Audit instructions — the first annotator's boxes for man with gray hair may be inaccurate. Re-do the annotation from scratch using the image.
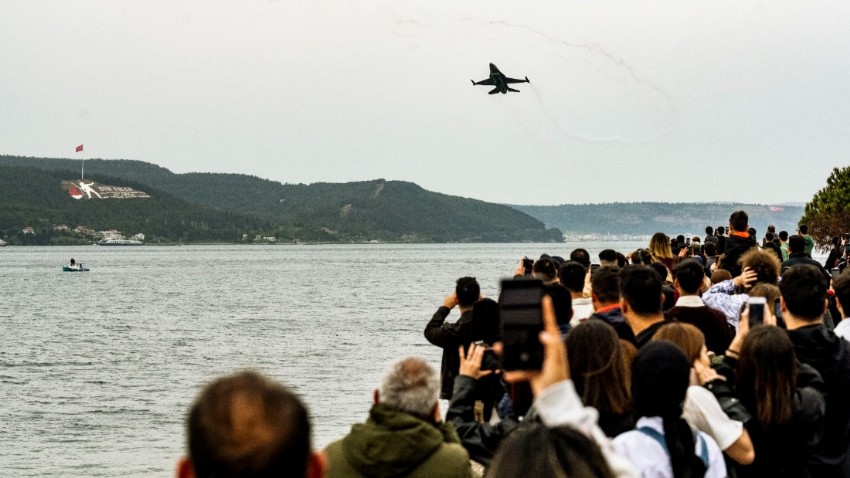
[323,357,472,478]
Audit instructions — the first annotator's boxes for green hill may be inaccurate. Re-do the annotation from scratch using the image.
[512,202,805,236]
[0,164,267,245]
[0,155,562,243]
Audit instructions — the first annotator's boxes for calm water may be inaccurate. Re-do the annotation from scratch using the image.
[0,241,690,476]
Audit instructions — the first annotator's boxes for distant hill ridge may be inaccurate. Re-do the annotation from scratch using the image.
[0,155,562,243]
[512,202,805,236]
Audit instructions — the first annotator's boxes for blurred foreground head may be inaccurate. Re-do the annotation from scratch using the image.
[486,424,615,478]
[178,371,322,478]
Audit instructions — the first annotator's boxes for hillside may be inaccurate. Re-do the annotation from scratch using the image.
[0,164,266,244]
[0,155,562,243]
[512,202,805,236]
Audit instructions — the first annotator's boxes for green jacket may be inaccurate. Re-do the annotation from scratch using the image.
[324,403,472,478]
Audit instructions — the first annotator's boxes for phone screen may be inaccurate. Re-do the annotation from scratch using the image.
[774,298,786,328]
[499,279,544,371]
[748,298,766,327]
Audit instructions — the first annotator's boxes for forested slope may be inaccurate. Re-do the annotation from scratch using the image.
[0,155,562,243]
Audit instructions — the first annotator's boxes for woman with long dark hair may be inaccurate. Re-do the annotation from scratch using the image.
[565,320,634,437]
[613,341,726,477]
[652,323,755,468]
[731,325,825,477]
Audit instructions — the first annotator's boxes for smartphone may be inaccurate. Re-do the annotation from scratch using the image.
[522,257,534,275]
[498,278,544,371]
[473,340,501,371]
[832,268,841,280]
[774,298,786,328]
[748,297,766,327]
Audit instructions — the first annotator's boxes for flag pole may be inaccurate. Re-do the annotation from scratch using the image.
[75,144,85,179]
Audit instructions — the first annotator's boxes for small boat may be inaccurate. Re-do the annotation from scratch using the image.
[63,266,90,272]
[0,239,6,246]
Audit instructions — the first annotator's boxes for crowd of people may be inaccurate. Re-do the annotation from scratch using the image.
[173,210,850,478]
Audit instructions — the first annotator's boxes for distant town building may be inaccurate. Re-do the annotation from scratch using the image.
[54,224,69,231]
[22,226,34,234]
[74,226,96,236]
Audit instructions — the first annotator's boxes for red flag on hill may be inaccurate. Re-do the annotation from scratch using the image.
[75,144,84,153]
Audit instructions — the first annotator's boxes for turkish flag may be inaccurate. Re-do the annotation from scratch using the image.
[75,144,84,152]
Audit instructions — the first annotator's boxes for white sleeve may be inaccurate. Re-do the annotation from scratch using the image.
[535,380,638,478]
[683,386,743,451]
[701,431,728,478]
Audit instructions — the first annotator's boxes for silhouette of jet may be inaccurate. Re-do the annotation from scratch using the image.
[471,63,530,94]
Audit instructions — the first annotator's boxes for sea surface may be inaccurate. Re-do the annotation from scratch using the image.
[2,241,785,476]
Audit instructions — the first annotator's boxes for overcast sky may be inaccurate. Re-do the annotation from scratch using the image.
[2,1,848,205]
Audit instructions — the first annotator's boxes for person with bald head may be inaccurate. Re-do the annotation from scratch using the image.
[177,370,324,478]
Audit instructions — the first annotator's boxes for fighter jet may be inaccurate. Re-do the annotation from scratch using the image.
[471,63,530,94]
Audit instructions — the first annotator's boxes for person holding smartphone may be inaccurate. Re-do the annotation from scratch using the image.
[424,277,482,401]
[720,303,826,478]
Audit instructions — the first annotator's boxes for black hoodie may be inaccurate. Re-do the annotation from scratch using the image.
[720,233,757,278]
[788,324,850,478]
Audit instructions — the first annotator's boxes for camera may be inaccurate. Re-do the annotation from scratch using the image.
[498,278,544,371]
[522,257,534,275]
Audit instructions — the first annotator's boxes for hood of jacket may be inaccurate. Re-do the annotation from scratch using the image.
[725,233,757,255]
[789,324,844,373]
[341,403,457,477]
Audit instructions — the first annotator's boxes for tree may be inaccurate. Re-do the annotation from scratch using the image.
[800,167,850,251]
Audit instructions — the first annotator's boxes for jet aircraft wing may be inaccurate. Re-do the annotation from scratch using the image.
[504,76,530,84]
[471,78,496,86]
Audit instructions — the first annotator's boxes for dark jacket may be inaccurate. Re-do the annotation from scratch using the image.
[824,247,842,271]
[782,253,831,284]
[324,403,472,478]
[446,375,519,466]
[543,283,573,336]
[717,235,727,254]
[721,356,826,478]
[763,241,783,262]
[788,324,850,478]
[424,307,475,400]
[720,233,757,277]
[666,304,732,355]
[589,306,635,344]
[633,319,671,349]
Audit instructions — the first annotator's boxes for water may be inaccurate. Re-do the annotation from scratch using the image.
[0,240,765,475]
